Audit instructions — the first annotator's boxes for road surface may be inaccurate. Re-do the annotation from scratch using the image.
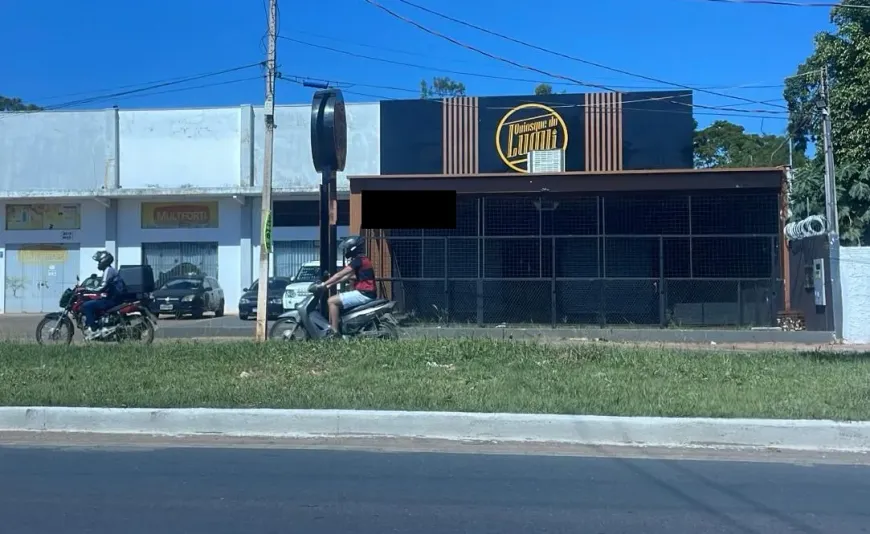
[1,435,868,533]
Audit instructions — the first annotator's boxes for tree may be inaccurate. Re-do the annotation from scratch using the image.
[783,0,870,243]
[535,83,553,95]
[0,96,41,111]
[693,119,805,169]
[420,77,466,99]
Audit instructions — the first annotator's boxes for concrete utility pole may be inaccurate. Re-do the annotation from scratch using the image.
[255,0,278,341]
[820,66,844,341]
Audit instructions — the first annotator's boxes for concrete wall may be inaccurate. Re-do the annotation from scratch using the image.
[119,108,242,189]
[253,103,381,191]
[1,102,379,193]
[0,111,112,193]
[841,246,870,343]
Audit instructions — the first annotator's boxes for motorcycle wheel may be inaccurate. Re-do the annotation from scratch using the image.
[269,318,308,341]
[376,320,399,340]
[36,316,74,346]
[118,316,155,345]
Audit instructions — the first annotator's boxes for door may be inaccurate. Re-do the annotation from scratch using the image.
[4,244,80,313]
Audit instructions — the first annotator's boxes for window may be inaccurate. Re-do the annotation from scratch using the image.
[273,200,349,227]
[5,203,81,230]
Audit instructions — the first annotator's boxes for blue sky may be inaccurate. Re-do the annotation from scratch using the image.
[2,0,833,134]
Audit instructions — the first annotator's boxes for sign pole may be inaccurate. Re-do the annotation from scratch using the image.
[309,88,348,316]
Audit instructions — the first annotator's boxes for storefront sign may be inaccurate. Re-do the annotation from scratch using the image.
[18,246,68,264]
[495,103,568,173]
[141,202,219,229]
[5,203,81,231]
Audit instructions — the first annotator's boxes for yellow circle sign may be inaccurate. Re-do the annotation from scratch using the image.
[495,103,568,173]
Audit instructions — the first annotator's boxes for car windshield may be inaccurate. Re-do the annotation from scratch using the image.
[249,279,291,292]
[161,278,202,290]
[293,265,320,283]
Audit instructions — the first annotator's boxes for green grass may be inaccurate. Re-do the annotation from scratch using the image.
[1,339,869,420]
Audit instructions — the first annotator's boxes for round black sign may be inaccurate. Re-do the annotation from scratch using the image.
[310,88,348,173]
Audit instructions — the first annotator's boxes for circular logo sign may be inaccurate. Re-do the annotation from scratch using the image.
[495,103,568,173]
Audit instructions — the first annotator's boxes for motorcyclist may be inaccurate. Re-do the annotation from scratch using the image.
[81,250,126,340]
[319,236,376,337]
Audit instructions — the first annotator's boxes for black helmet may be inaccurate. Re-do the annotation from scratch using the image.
[92,250,114,271]
[340,235,365,259]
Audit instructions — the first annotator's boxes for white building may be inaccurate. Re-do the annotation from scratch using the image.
[0,103,381,313]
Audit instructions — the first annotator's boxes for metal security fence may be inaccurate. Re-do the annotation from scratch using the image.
[142,242,219,288]
[365,192,783,328]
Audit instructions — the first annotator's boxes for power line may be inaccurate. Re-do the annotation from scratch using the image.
[3,62,265,115]
[386,0,789,110]
[28,63,265,105]
[279,75,790,120]
[280,35,801,95]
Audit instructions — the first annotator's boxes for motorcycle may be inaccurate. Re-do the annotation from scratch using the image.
[268,282,399,341]
[35,275,159,346]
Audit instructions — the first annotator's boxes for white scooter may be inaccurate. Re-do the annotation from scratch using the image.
[268,282,399,341]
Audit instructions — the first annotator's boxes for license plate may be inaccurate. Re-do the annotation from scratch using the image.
[159,304,173,311]
[252,307,258,314]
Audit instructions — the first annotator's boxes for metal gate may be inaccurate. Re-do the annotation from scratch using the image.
[142,242,219,288]
[4,243,81,313]
[274,235,348,278]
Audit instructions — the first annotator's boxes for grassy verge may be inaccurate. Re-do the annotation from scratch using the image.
[1,340,868,420]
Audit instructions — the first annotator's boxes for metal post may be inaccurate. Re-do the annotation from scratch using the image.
[551,236,557,327]
[820,66,844,341]
[658,236,666,328]
[255,0,277,341]
[319,173,332,315]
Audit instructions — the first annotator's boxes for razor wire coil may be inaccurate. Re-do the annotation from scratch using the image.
[784,214,827,241]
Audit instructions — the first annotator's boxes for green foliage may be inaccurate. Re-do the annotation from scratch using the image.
[693,120,804,169]
[533,83,566,95]
[420,77,466,99]
[0,95,41,111]
[784,0,870,243]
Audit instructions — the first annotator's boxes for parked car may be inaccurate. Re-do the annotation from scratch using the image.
[238,277,292,320]
[150,275,225,319]
[282,261,346,311]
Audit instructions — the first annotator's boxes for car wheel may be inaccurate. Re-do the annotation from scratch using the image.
[239,314,248,320]
[215,300,225,317]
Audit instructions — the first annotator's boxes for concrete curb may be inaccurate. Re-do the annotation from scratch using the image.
[1,407,869,452]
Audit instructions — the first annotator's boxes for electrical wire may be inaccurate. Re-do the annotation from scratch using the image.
[2,62,265,115]
[382,0,789,110]
[278,75,790,120]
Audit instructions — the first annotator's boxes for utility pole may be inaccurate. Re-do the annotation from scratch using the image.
[820,66,844,341]
[255,0,277,341]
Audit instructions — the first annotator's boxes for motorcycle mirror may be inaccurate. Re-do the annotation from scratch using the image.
[76,275,80,281]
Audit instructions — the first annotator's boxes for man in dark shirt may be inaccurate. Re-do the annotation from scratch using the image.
[320,236,377,335]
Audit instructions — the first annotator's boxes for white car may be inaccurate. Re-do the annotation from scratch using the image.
[282,261,346,310]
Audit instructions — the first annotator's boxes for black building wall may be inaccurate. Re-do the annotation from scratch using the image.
[379,91,694,175]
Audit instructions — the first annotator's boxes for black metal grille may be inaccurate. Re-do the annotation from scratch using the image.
[367,192,782,328]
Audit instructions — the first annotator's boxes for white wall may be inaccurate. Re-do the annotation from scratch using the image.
[117,198,244,312]
[253,102,381,191]
[119,108,242,189]
[0,110,112,192]
[840,246,870,343]
[0,200,107,312]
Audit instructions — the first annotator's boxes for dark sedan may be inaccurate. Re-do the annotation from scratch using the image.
[238,277,291,320]
[150,275,225,319]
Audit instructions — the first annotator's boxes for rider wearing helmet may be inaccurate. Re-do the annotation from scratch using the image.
[319,236,376,336]
[81,250,126,340]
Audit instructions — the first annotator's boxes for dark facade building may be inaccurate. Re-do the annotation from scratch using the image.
[349,91,787,328]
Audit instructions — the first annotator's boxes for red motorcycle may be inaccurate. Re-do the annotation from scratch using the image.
[36,275,158,345]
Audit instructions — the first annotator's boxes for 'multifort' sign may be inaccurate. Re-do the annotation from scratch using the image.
[495,103,568,172]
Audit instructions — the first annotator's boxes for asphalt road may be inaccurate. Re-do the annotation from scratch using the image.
[1,439,868,533]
